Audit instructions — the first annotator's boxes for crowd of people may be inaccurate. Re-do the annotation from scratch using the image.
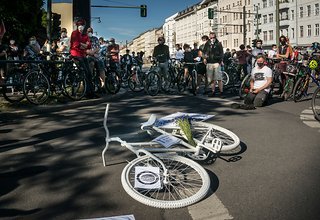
[0,18,144,99]
[0,19,319,106]
[157,31,318,109]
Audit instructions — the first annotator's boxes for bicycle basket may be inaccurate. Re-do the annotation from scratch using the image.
[309,60,318,70]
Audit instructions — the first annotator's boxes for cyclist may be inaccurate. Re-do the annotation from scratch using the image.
[0,37,7,83]
[70,18,94,98]
[174,44,184,61]
[107,37,120,69]
[57,28,70,55]
[86,27,106,92]
[276,35,293,92]
[199,35,209,51]
[152,36,170,78]
[244,55,273,108]
[236,44,250,81]
[23,36,41,59]
[251,39,264,67]
[268,44,278,59]
[182,43,194,83]
[202,31,224,97]
[120,49,133,79]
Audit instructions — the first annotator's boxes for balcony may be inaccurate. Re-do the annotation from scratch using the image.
[279,0,290,10]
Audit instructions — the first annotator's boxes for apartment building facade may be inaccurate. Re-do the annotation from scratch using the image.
[217,0,254,49]
[255,0,320,47]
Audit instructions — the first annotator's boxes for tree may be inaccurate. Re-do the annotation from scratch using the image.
[0,0,46,47]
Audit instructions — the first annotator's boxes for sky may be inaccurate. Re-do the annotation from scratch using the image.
[90,0,201,44]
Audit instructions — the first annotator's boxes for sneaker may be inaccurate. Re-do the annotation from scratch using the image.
[219,92,225,99]
[208,92,215,97]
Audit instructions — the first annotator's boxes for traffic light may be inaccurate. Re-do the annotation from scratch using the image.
[208,8,214,19]
[52,13,61,40]
[140,5,147,17]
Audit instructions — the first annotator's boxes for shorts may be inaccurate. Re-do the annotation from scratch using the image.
[206,63,222,83]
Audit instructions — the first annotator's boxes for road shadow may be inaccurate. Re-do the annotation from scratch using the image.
[0,166,48,197]
[218,141,247,163]
[203,169,220,199]
[0,207,41,218]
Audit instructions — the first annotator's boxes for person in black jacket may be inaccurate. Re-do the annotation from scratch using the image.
[202,31,224,97]
[152,36,170,78]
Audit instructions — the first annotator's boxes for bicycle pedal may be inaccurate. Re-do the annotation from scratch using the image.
[209,138,222,153]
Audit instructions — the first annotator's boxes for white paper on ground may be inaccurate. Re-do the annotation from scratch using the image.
[152,134,181,148]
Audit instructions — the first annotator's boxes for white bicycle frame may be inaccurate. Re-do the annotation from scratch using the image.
[102,104,222,167]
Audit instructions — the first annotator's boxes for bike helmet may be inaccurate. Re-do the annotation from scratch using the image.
[308,60,318,70]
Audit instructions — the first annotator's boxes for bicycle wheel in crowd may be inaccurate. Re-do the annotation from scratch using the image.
[292,76,308,102]
[23,70,50,105]
[2,70,25,103]
[239,74,251,99]
[177,69,186,93]
[281,77,294,101]
[128,72,144,92]
[190,70,197,95]
[105,71,121,94]
[312,86,320,121]
[220,71,230,86]
[64,70,87,101]
[145,71,161,96]
[121,154,210,209]
[160,73,172,93]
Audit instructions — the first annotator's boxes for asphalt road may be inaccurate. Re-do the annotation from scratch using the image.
[0,88,319,220]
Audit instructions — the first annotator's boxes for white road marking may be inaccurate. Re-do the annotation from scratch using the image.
[300,108,320,131]
[188,193,233,220]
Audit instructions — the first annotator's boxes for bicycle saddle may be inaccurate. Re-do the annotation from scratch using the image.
[141,114,157,130]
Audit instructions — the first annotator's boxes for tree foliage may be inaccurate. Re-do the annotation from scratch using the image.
[0,0,46,46]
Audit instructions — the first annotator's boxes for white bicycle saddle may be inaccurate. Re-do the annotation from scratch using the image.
[141,114,157,130]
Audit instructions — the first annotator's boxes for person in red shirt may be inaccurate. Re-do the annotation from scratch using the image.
[107,38,120,68]
[70,19,95,97]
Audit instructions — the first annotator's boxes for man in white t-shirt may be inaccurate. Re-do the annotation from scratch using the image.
[244,55,273,107]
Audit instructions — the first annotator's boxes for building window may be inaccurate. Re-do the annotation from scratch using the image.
[315,24,319,36]
[269,0,273,7]
[269,30,273,40]
[262,0,267,8]
[300,7,303,18]
[307,5,311,17]
[234,39,239,48]
[263,31,268,41]
[291,10,294,20]
[315,4,319,16]
[307,25,311,37]
[292,28,295,39]
[263,15,267,24]
[300,26,304,37]
[248,0,251,5]
[269,13,273,22]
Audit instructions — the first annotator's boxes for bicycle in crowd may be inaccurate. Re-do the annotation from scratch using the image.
[102,104,240,209]
[127,57,161,96]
